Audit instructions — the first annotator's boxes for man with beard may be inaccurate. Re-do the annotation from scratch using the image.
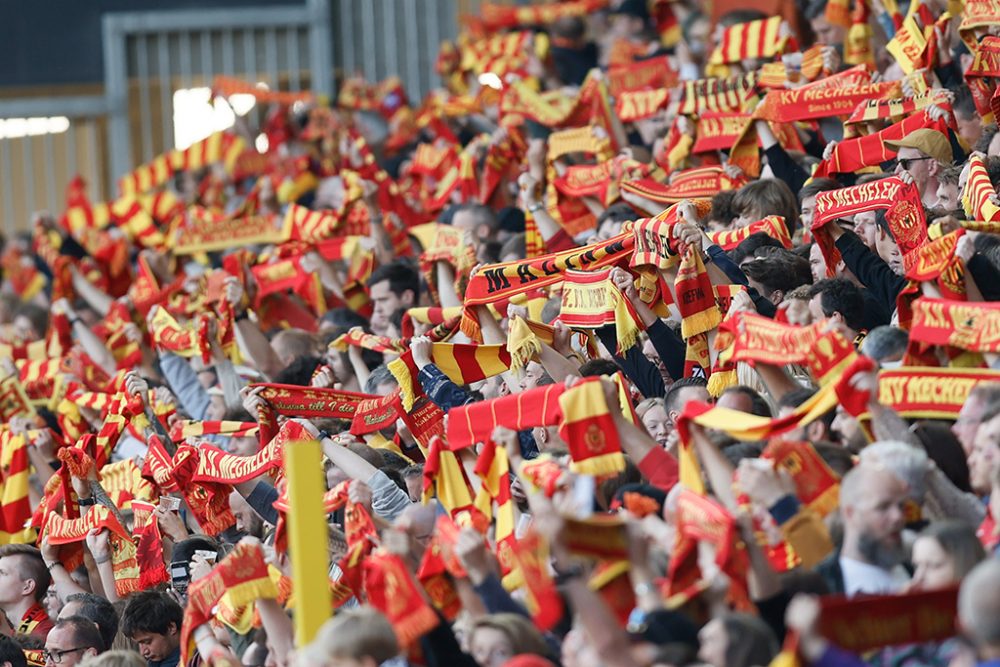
[815,464,910,595]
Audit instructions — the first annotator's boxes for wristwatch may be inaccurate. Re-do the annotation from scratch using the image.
[78,497,96,507]
[527,202,544,213]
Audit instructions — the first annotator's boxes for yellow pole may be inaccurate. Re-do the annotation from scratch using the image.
[285,439,332,645]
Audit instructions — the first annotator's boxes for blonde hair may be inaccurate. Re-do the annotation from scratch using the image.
[79,650,145,667]
[297,606,399,665]
[635,397,666,420]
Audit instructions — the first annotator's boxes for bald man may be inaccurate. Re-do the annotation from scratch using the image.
[814,464,910,596]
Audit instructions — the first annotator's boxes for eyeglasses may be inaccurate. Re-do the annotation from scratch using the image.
[45,647,88,664]
[892,156,933,171]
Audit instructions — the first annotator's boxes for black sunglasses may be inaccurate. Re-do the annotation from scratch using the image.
[891,156,933,171]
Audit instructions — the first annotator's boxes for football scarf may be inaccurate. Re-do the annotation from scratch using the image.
[753,76,900,123]
[180,541,277,666]
[676,73,759,115]
[44,505,140,597]
[709,216,792,250]
[558,377,626,476]
[387,344,512,411]
[961,153,1000,232]
[811,177,926,277]
[907,297,1000,355]
[130,500,169,590]
[607,54,677,96]
[173,213,283,254]
[559,269,642,354]
[364,551,441,648]
[812,112,951,177]
[622,167,746,204]
[760,440,841,516]
[447,382,567,451]
[329,329,408,355]
[692,112,753,153]
[253,383,375,420]
[866,367,1000,420]
[845,88,951,126]
[707,16,792,68]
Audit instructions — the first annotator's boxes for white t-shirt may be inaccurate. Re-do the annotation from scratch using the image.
[839,556,909,596]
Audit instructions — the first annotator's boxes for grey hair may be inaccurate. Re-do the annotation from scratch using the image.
[858,441,928,501]
[860,326,909,363]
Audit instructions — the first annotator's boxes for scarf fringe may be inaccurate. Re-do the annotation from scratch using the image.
[681,308,722,341]
[707,369,737,397]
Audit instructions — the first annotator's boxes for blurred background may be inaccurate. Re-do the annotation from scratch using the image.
[0,0,489,233]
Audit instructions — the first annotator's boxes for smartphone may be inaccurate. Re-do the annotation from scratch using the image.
[159,496,181,512]
[193,549,218,565]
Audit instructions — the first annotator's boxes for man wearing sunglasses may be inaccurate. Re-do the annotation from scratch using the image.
[885,128,954,208]
[43,616,103,667]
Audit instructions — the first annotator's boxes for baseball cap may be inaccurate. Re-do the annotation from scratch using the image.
[884,128,953,165]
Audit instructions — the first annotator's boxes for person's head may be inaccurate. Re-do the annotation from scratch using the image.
[935,164,963,211]
[910,420,973,493]
[272,355,324,387]
[732,233,784,267]
[742,250,812,305]
[805,0,846,45]
[716,386,771,417]
[120,592,183,662]
[910,520,986,591]
[12,303,48,342]
[778,387,834,442]
[270,329,319,367]
[697,613,778,667]
[859,325,908,366]
[469,614,552,667]
[452,203,499,244]
[663,378,710,425]
[297,606,399,667]
[0,636,26,667]
[76,650,145,667]
[363,365,398,396]
[0,545,50,608]
[798,178,841,231]
[780,285,814,326]
[706,190,739,231]
[958,559,1000,656]
[58,595,118,655]
[578,359,620,378]
[969,402,1000,495]
[366,262,419,334]
[229,491,265,538]
[731,179,799,231]
[808,242,844,282]
[858,441,929,508]
[886,129,952,197]
[45,617,104,667]
[952,383,1000,455]
[838,464,909,570]
[636,398,670,446]
[807,278,865,338]
[952,85,983,149]
[595,203,635,240]
[401,464,424,502]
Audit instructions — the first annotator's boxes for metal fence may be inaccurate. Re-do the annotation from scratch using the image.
[0,0,478,233]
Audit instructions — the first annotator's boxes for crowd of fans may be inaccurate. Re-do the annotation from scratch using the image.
[2,0,1000,666]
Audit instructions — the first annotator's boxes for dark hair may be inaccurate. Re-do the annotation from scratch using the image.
[579,358,621,377]
[54,616,104,654]
[721,442,764,467]
[813,442,855,477]
[742,250,812,298]
[664,377,709,415]
[719,9,768,26]
[804,0,830,20]
[708,190,739,227]
[720,386,772,417]
[120,592,184,639]
[320,308,370,335]
[798,177,841,203]
[808,278,865,332]
[379,450,411,473]
[597,203,636,229]
[64,593,119,652]
[732,179,799,232]
[911,421,974,493]
[721,613,779,667]
[952,85,978,120]
[273,355,324,386]
[366,261,420,300]
[0,545,49,602]
[731,232,784,265]
[0,636,26,667]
